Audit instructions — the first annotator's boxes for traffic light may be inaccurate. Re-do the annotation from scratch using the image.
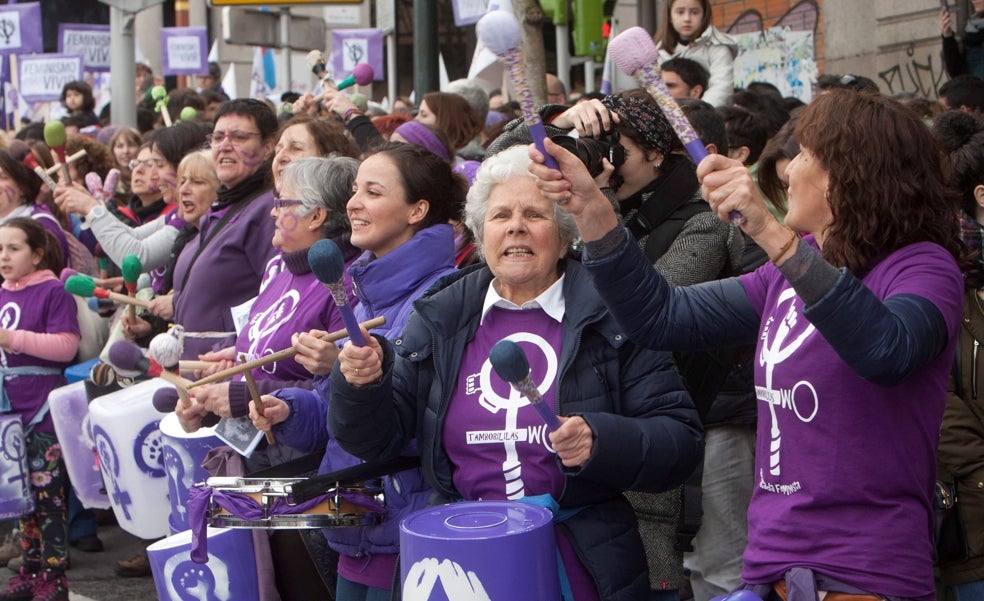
[572,0,606,59]
[540,0,568,25]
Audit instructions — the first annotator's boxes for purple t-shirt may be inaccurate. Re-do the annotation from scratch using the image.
[0,277,79,432]
[444,306,600,601]
[233,255,344,383]
[738,241,962,599]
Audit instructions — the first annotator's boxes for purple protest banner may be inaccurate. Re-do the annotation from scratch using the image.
[331,29,383,83]
[160,27,208,77]
[0,3,42,55]
[18,53,83,103]
[58,24,111,72]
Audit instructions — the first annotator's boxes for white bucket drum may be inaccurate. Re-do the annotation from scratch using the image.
[49,381,110,510]
[0,414,33,520]
[88,378,170,539]
[147,527,258,601]
[159,412,222,534]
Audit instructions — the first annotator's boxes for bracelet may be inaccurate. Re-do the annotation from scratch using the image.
[342,108,358,122]
[770,227,798,264]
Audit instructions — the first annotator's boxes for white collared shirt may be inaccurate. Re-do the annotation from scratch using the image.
[479,274,567,326]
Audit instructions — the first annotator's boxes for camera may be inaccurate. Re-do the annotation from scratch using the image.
[549,130,626,178]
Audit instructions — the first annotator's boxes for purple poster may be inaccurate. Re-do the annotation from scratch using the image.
[17,53,83,103]
[160,27,208,77]
[58,24,111,72]
[0,2,42,55]
[331,29,384,82]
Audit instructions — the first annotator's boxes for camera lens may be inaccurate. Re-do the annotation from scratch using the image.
[549,135,608,177]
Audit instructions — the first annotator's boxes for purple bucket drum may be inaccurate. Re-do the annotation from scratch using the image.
[49,381,110,509]
[159,412,222,534]
[400,501,560,601]
[147,527,258,601]
[88,378,171,540]
[0,414,33,520]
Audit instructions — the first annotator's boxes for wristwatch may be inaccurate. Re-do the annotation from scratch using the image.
[83,204,107,229]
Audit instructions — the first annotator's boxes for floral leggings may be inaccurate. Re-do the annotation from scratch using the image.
[18,431,68,572]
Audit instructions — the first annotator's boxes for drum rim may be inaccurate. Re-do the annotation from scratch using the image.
[209,512,381,529]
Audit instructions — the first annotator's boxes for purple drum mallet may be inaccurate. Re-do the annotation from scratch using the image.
[489,339,562,431]
[608,26,744,224]
[476,10,558,170]
[307,239,366,346]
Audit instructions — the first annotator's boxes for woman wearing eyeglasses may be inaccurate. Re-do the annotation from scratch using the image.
[177,156,360,437]
[250,142,462,601]
[54,121,212,285]
[171,99,280,359]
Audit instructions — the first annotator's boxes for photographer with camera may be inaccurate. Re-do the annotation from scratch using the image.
[489,87,742,601]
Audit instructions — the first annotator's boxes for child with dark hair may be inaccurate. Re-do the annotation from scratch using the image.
[0,217,79,601]
[59,81,98,129]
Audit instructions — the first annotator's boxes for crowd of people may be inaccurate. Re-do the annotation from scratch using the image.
[0,1,981,600]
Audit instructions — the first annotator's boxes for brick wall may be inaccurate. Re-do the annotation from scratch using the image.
[710,0,825,64]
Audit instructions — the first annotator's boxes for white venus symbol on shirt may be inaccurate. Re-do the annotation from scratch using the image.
[477,332,558,500]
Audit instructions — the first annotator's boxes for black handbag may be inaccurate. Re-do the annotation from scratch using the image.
[934,479,969,564]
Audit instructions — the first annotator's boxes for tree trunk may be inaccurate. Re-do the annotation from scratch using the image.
[514,0,549,105]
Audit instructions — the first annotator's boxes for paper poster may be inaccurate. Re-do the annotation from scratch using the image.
[58,24,111,72]
[161,27,208,76]
[0,3,42,55]
[331,29,384,81]
[18,53,83,103]
[732,27,818,103]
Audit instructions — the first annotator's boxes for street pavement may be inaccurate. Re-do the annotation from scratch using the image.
[64,523,158,601]
[0,520,157,601]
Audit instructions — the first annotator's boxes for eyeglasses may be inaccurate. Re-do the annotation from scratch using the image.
[129,158,165,171]
[206,130,262,146]
[272,198,304,210]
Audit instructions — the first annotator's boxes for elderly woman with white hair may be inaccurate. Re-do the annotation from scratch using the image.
[327,145,703,601]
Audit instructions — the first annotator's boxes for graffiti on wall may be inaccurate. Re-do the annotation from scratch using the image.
[727,1,820,101]
[878,45,947,99]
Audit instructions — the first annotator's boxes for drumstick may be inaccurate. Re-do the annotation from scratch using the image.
[44,149,87,177]
[607,26,743,223]
[108,340,192,408]
[64,274,151,308]
[239,352,276,445]
[121,255,142,321]
[177,360,218,373]
[43,121,71,185]
[188,316,386,389]
[476,10,558,170]
[490,339,561,431]
[308,239,366,346]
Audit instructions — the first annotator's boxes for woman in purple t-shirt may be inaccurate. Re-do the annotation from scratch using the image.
[328,145,702,601]
[531,90,965,601]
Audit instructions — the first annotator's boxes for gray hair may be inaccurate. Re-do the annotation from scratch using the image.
[279,155,359,240]
[444,78,490,123]
[464,145,578,259]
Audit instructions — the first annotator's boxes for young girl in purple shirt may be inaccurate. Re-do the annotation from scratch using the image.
[0,218,80,601]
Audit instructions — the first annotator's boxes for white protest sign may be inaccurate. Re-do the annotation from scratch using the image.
[18,54,83,102]
[58,24,111,71]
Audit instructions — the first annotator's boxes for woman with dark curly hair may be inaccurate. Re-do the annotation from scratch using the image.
[532,89,965,601]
